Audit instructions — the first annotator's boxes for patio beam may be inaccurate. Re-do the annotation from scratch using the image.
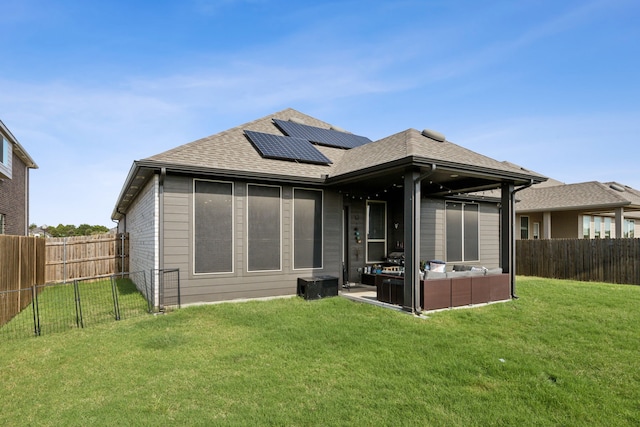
[403,168,421,313]
[500,182,515,296]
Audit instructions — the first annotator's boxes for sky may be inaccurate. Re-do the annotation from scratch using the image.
[1,0,639,228]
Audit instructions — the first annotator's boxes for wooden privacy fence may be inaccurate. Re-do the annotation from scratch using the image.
[0,235,46,327]
[45,233,129,283]
[517,238,640,285]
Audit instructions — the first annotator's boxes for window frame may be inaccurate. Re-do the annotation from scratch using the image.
[192,178,235,275]
[445,202,479,263]
[624,219,635,238]
[292,187,324,270]
[246,183,282,273]
[594,216,602,238]
[604,217,612,238]
[520,216,529,240]
[366,200,387,263]
[582,215,591,239]
[0,134,6,166]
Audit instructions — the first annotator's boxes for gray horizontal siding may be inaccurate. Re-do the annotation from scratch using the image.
[160,175,341,304]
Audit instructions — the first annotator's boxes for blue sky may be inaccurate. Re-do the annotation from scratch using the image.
[1,0,639,227]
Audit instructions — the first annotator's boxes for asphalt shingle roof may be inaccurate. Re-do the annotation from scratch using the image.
[516,181,640,212]
[145,108,544,183]
[330,128,537,178]
[145,108,346,181]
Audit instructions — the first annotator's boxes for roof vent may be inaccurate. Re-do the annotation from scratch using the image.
[289,117,306,125]
[421,129,446,142]
[610,183,625,192]
[330,124,346,133]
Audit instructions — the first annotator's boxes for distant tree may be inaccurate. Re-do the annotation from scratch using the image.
[40,223,109,237]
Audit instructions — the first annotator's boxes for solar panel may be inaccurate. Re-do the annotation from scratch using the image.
[273,119,371,149]
[244,131,332,165]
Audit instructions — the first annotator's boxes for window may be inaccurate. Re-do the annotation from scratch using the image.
[520,216,529,239]
[624,219,635,238]
[582,215,591,239]
[293,188,323,269]
[0,134,6,165]
[193,179,233,274]
[366,201,387,263]
[594,216,602,238]
[0,213,5,234]
[446,202,479,262]
[247,184,281,272]
[604,217,611,238]
[533,222,540,240]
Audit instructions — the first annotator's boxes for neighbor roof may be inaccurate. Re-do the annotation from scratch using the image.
[0,119,38,169]
[516,181,640,212]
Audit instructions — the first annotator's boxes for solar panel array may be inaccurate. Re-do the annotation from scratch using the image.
[273,119,371,149]
[244,130,332,165]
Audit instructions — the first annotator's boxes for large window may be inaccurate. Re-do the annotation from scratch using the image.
[293,188,323,269]
[366,201,387,263]
[604,217,612,238]
[194,179,233,274]
[0,213,5,234]
[446,202,479,262]
[247,184,281,272]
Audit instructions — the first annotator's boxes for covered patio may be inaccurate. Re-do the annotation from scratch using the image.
[327,128,546,314]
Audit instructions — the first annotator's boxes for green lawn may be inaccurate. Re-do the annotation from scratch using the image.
[1,277,638,426]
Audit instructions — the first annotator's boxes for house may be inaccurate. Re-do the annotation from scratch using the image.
[0,120,38,236]
[515,180,640,239]
[112,108,546,312]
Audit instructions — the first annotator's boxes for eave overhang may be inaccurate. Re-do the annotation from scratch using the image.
[111,160,327,220]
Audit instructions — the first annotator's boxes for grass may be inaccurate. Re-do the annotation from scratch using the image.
[1,277,638,426]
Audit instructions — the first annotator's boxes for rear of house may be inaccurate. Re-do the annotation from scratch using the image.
[113,108,545,311]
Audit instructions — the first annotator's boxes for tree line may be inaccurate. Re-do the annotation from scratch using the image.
[30,223,111,237]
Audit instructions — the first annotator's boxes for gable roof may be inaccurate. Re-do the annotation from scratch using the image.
[516,181,640,212]
[0,119,38,169]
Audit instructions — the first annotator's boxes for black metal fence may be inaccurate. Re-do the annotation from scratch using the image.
[152,268,181,311]
[1,268,183,340]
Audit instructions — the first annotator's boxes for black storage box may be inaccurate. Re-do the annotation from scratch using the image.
[297,276,338,300]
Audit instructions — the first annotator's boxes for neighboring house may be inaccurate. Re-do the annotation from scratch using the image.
[515,180,640,239]
[112,108,545,312]
[28,226,51,238]
[0,120,38,236]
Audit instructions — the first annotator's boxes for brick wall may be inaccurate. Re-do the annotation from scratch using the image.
[0,151,28,235]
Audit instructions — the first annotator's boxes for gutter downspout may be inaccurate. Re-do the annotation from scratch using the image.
[406,164,437,315]
[24,164,29,236]
[510,179,535,298]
